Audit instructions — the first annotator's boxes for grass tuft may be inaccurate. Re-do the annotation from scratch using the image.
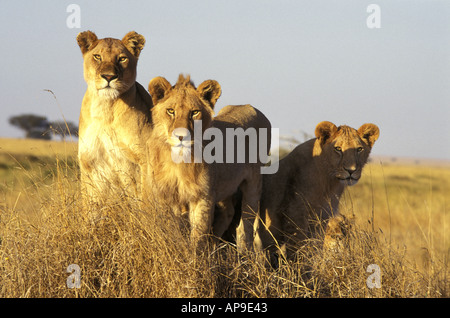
[0,139,448,297]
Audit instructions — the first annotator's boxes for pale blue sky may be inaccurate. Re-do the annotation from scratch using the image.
[0,0,449,160]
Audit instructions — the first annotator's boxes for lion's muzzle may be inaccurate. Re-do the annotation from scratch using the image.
[101,74,118,84]
[168,128,193,148]
[336,167,361,186]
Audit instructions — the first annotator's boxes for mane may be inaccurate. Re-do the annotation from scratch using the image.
[174,74,195,89]
[150,139,209,206]
[149,74,210,205]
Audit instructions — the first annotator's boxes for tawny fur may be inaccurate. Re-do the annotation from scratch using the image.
[258,121,379,259]
[77,30,153,205]
[143,75,271,250]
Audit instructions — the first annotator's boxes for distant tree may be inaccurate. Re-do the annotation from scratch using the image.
[9,114,51,140]
[49,120,79,140]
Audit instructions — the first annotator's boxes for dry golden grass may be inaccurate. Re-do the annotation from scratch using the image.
[0,138,448,298]
[0,137,77,220]
[0,137,77,158]
[344,161,449,270]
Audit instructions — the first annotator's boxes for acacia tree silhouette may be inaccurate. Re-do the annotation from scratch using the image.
[9,114,51,140]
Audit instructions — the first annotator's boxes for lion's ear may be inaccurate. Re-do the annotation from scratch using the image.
[148,77,172,106]
[77,30,98,55]
[197,80,221,109]
[358,123,380,148]
[122,31,146,58]
[315,121,338,145]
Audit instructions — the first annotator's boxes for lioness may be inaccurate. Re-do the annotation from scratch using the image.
[144,74,271,250]
[258,121,379,258]
[76,31,153,203]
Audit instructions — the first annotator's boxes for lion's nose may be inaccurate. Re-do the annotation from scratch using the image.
[101,74,118,83]
[344,166,357,174]
[172,128,190,142]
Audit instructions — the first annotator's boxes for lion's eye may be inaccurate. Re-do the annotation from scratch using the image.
[93,54,101,61]
[334,146,342,152]
[357,147,364,153]
[191,110,200,118]
[118,56,128,63]
[166,109,175,116]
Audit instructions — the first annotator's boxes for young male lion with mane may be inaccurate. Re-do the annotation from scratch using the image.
[76,30,153,205]
[258,121,379,260]
[143,74,271,250]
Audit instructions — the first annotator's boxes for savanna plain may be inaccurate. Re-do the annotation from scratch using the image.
[0,137,448,298]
